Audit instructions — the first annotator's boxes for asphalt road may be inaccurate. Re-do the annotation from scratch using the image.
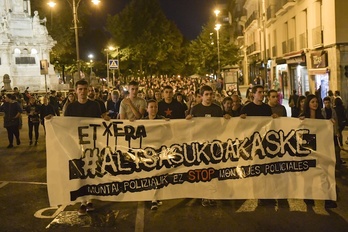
[1,115,348,232]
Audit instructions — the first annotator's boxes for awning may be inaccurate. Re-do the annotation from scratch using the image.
[283,50,304,59]
[308,67,329,75]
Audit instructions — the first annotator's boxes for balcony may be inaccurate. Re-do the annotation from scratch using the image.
[299,32,307,49]
[283,0,296,11]
[246,42,260,55]
[236,36,245,48]
[266,5,276,26]
[272,46,277,57]
[288,38,296,52]
[245,11,258,30]
[275,0,296,17]
[282,41,287,54]
[312,26,323,48]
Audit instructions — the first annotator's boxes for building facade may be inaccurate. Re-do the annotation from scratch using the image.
[233,0,348,102]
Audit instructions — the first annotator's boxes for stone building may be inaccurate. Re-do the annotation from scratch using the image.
[0,0,56,92]
[231,0,348,103]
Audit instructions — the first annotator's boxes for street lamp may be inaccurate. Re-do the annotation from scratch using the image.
[69,0,100,77]
[88,54,94,74]
[214,9,221,76]
[47,1,56,30]
[215,23,221,76]
[105,46,115,87]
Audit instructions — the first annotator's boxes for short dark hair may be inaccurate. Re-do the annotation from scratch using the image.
[75,79,88,88]
[128,80,139,86]
[200,85,213,95]
[323,96,331,102]
[252,85,264,94]
[267,89,277,97]
[222,96,232,105]
[334,97,343,106]
[163,85,173,91]
[146,99,157,106]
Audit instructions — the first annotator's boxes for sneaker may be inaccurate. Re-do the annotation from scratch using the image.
[304,199,314,205]
[259,199,276,206]
[16,139,20,145]
[29,141,33,146]
[78,204,87,216]
[7,144,14,148]
[86,202,95,212]
[156,201,163,206]
[209,200,217,206]
[34,141,38,146]
[201,199,209,207]
[151,201,158,210]
[325,200,337,209]
[341,159,346,164]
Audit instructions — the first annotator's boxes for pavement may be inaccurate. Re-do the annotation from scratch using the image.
[1,114,348,231]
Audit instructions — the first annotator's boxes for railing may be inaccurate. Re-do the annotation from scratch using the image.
[245,11,257,29]
[299,32,307,49]
[275,0,296,14]
[312,26,323,47]
[266,5,274,21]
[288,38,295,52]
[272,46,277,57]
[246,42,259,55]
[282,41,287,54]
[237,37,244,47]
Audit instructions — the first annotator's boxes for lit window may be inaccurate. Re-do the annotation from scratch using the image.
[31,48,38,54]
[14,48,21,54]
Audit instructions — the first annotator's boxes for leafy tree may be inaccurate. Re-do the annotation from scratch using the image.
[188,17,240,76]
[106,0,184,77]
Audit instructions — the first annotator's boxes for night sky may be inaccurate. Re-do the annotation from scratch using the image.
[82,0,220,60]
[98,0,218,40]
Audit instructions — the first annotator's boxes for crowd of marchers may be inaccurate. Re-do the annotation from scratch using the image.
[0,75,347,212]
[0,76,347,151]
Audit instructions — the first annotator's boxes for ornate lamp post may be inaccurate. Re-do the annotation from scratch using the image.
[214,9,221,76]
[88,54,94,74]
[47,1,56,30]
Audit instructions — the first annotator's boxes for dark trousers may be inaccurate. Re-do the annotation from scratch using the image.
[28,121,39,141]
[6,125,20,145]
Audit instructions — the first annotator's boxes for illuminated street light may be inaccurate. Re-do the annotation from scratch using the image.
[88,54,94,73]
[47,1,56,30]
[215,23,221,76]
[214,9,221,76]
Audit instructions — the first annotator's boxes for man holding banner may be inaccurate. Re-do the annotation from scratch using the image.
[119,80,146,120]
[64,79,109,215]
[186,85,228,207]
[240,85,276,118]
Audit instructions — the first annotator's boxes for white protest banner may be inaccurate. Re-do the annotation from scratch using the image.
[45,117,336,206]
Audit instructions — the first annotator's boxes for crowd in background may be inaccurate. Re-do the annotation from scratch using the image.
[0,75,347,151]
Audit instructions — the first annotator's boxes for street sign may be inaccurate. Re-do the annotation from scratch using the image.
[40,59,49,75]
[109,59,119,69]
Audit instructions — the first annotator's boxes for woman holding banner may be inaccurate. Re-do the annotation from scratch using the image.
[300,94,337,208]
